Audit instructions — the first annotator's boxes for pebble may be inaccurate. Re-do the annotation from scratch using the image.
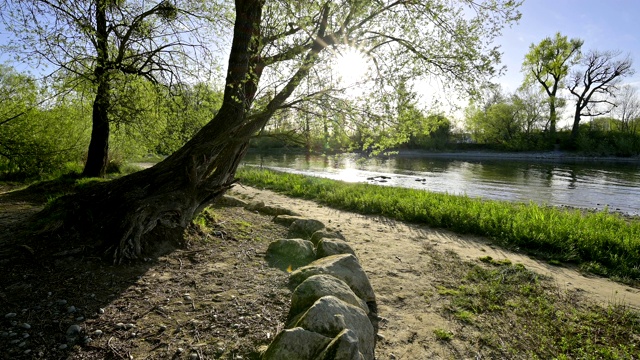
[98,308,105,314]
[66,324,82,336]
[24,349,31,355]
[124,323,135,330]
[177,347,184,353]
[75,317,85,321]
[159,325,167,332]
[57,299,67,305]
[190,353,199,360]
[5,313,17,318]
[67,306,77,313]
[93,330,103,336]
[21,323,31,329]
[115,323,125,329]
[22,333,29,339]
[58,344,68,350]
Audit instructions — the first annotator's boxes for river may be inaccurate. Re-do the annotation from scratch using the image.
[241,152,640,216]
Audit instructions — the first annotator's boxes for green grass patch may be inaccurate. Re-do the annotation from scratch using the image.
[237,168,640,282]
[433,328,454,341]
[436,261,640,358]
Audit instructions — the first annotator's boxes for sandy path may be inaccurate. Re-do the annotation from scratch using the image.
[230,185,640,358]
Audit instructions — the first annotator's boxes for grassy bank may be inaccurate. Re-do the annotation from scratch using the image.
[237,168,640,283]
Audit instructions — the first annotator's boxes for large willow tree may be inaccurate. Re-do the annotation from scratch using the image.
[46,0,522,262]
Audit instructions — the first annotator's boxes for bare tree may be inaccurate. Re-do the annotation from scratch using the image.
[568,50,634,141]
[614,84,640,134]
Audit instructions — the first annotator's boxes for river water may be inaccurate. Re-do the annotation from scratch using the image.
[242,152,640,215]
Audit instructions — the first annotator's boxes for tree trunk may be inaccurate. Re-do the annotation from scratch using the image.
[46,0,266,263]
[571,106,582,142]
[83,76,110,177]
[548,97,557,137]
[83,0,110,178]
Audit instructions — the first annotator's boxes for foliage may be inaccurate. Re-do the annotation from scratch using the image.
[238,168,640,282]
[0,65,90,178]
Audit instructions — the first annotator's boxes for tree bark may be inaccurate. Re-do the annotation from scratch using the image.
[49,0,267,263]
[83,74,110,177]
[83,0,110,178]
[548,97,557,137]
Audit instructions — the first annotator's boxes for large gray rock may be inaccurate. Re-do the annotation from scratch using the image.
[289,275,368,321]
[216,195,249,207]
[293,296,374,360]
[288,219,325,239]
[273,215,307,227]
[262,327,331,360]
[289,254,375,304]
[267,239,315,269]
[259,205,300,216]
[316,239,356,258]
[245,200,265,211]
[310,229,346,246]
[316,329,365,360]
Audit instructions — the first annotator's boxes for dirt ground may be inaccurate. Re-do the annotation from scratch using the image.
[0,182,639,359]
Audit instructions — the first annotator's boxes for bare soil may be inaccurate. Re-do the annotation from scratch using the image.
[0,182,638,359]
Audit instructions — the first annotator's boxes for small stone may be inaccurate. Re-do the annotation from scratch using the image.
[21,323,31,330]
[10,321,17,326]
[0,332,8,337]
[58,344,68,350]
[177,347,184,353]
[190,353,199,360]
[93,330,103,336]
[83,336,91,344]
[75,317,84,321]
[98,308,105,314]
[115,323,125,329]
[67,306,77,313]
[24,349,31,355]
[159,325,167,332]
[56,300,67,305]
[10,339,20,344]
[22,333,29,339]
[124,323,135,330]
[18,341,26,347]
[66,325,82,336]
[5,313,17,318]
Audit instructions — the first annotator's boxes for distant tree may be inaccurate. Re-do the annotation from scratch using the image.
[1,0,223,177]
[512,85,547,135]
[567,50,634,141]
[522,33,583,137]
[614,85,640,134]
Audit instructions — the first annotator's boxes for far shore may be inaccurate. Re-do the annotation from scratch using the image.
[393,149,640,163]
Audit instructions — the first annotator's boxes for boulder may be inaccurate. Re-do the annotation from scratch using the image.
[289,275,368,321]
[262,327,331,360]
[310,229,346,246]
[288,219,325,239]
[289,254,375,304]
[245,200,265,211]
[292,296,374,360]
[316,329,365,360]
[273,215,307,227]
[267,239,316,269]
[216,195,249,207]
[316,239,356,258]
[259,205,300,216]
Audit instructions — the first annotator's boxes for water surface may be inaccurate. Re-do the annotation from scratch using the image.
[242,152,640,215]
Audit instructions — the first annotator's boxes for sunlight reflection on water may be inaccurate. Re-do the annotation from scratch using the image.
[243,153,640,215]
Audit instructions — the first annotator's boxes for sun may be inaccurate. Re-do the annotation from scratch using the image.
[334,47,369,86]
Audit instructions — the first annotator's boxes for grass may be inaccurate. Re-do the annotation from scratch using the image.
[434,253,640,359]
[237,167,640,282]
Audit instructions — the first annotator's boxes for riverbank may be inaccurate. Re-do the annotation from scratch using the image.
[394,149,640,163]
[237,168,640,283]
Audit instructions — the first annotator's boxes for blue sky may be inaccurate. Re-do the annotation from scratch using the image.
[496,0,640,92]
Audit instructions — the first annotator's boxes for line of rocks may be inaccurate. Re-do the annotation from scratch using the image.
[231,196,378,360]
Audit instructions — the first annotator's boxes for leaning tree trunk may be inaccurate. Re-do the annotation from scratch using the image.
[47,0,267,263]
